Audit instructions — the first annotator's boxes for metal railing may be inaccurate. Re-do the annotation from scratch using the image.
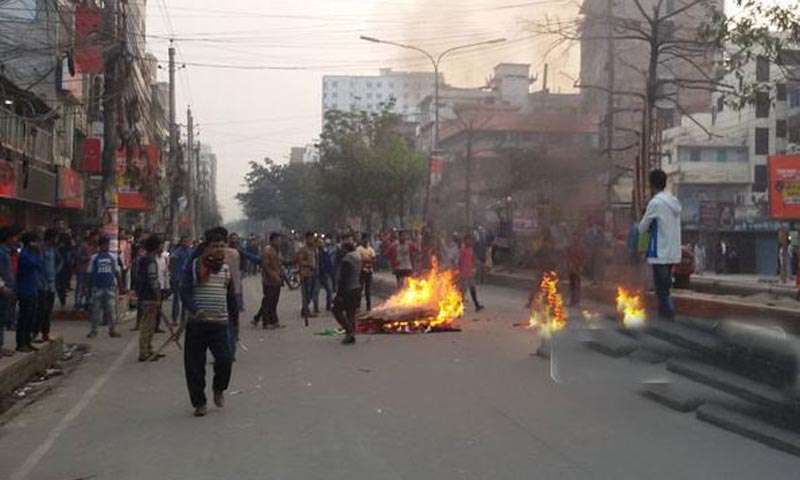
[0,105,54,164]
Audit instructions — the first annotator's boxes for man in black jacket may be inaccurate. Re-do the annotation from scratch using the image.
[332,236,361,345]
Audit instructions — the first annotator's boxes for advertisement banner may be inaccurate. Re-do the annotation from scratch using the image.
[769,155,800,219]
[57,168,84,209]
[82,138,102,173]
[0,160,16,199]
[75,4,103,74]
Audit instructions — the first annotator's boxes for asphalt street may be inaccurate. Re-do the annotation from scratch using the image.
[1,276,798,480]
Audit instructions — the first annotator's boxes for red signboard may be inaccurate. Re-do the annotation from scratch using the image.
[75,5,103,74]
[118,192,152,211]
[58,168,84,209]
[0,160,16,199]
[769,155,800,219]
[82,138,102,173]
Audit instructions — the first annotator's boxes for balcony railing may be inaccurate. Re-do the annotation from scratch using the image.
[0,105,54,164]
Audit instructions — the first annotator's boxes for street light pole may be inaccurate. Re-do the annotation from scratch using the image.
[359,36,505,220]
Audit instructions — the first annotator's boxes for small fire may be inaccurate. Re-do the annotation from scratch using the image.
[528,272,567,338]
[378,259,464,333]
[616,287,646,329]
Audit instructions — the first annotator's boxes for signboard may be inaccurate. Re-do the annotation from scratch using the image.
[75,4,103,74]
[0,160,16,199]
[769,155,800,219]
[430,153,444,187]
[57,168,84,209]
[82,138,102,173]
[17,164,56,206]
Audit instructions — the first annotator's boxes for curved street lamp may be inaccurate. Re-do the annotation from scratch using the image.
[359,35,506,219]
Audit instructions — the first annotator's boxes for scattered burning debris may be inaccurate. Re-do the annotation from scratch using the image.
[528,272,567,338]
[357,260,464,334]
[616,287,646,329]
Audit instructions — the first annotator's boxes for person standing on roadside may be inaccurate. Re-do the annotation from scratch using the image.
[33,228,59,343]
[332,237,361,345]
[458,234,485,312]
[388,230,417,288]
[253,232,283,329]
[0,227,17,357]
[169,236,192,325]
[74,231,97,310]
[16,232,45,352]
[356,233,376,311]
[180,232,236,417]
[87,236,122,339]
[639,169,682,321]
[317,237,336,312]
[296,231,319,318]
[135,235,163,361]
[55,232,73,309]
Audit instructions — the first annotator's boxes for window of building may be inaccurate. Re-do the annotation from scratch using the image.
[756,56,770,82]
[366,81,372,88]
[388,82,394,88]
[332,92,337,98]
[792,88,800,108]
[376,93,383,100]
[332,81,338,87]
[755,127,770,154]
[777,83,788,101]
[689,148,701,162]
[366,93,372,99]
[754,165,768,192]
[716,149,728,162]
[777,119,788,138]
[755,91,770,118]
[376,81,382,88]
[717,96,725,112]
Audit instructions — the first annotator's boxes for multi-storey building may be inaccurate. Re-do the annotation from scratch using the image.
[321,68,439,123]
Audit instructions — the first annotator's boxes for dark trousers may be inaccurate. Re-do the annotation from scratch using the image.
[184,321,232,408]
[652,264,675,320]
[34,290,55,339]
[228,304,240,360]
[318,273,334,310]
[333,289,361,336]
[56,270,70,307]
[258,284,281,325]
[360,271,373,311]
[394,269,412,289]
[300,276,315,315]
[568,272,581,306]
[17,294,37,349]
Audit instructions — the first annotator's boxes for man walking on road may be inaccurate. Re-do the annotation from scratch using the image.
[458,234,484,312]
[136,235,163,361]
[356,233,376,311]
[296,232,318,318]
[332,237,361,345]
[180,232,236,417]
[639,169,682,321]
[254,232,283,329]
[87,236,122,339]
[17,232,44,352]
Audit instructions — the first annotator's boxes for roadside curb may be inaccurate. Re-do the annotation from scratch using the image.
[0,336,63,399]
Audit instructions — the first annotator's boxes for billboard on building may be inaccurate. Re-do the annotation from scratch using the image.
[768,155,800,219]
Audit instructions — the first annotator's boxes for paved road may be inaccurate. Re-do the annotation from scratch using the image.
[1,276,798,480]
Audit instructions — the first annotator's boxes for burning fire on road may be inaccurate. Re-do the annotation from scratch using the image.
[357,259,464,334]
[616,287,646,329]
[528,271,567,338]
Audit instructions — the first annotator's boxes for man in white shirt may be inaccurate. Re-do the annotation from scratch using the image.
[638,169,682,321]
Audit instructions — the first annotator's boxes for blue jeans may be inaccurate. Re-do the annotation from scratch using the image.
[171,283,183,324]
[90,288,117,333]
[652,264,675,320]
[301,277,315,315]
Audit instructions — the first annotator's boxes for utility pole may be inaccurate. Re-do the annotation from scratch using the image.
[168,41,177,238]
[101,0,120,251]
[187,107,196,239]
[194,141,201,233]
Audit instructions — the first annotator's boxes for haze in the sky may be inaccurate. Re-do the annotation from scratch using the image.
[144,0,783,222]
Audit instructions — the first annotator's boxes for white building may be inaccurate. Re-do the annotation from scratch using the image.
[321,68,439,123]
[662,49,800,274]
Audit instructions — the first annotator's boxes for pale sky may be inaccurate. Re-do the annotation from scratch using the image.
[144,0,789,222]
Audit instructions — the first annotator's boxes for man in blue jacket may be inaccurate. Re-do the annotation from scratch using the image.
[169,236,192,325]
[16,232,45,352]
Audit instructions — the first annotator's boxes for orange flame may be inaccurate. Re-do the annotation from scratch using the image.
[381,259,464,332]
[528,272,567,338]
[616,287,646,329]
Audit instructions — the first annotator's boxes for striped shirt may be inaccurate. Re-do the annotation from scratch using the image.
[192,264,231,324]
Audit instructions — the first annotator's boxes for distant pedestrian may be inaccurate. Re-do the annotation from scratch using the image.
[169,236,192,325]
[0,227,18,357]
[356,233,376,311]
[55,232,73,308]
[254,232,283,329]
[33,228,59,343]
[317,238,336,311]
[135,235,163,361]
[74,231,97,310]
[16,232,45,352]
[387,230,417,288]
[180,232,236,417]
[296,231,319,318]
[87,236,122,339]
[333,236,361,345]
[779,233,791,284]
[458,234,484,312]
[566,230,586,307]
[639,169,682,321]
